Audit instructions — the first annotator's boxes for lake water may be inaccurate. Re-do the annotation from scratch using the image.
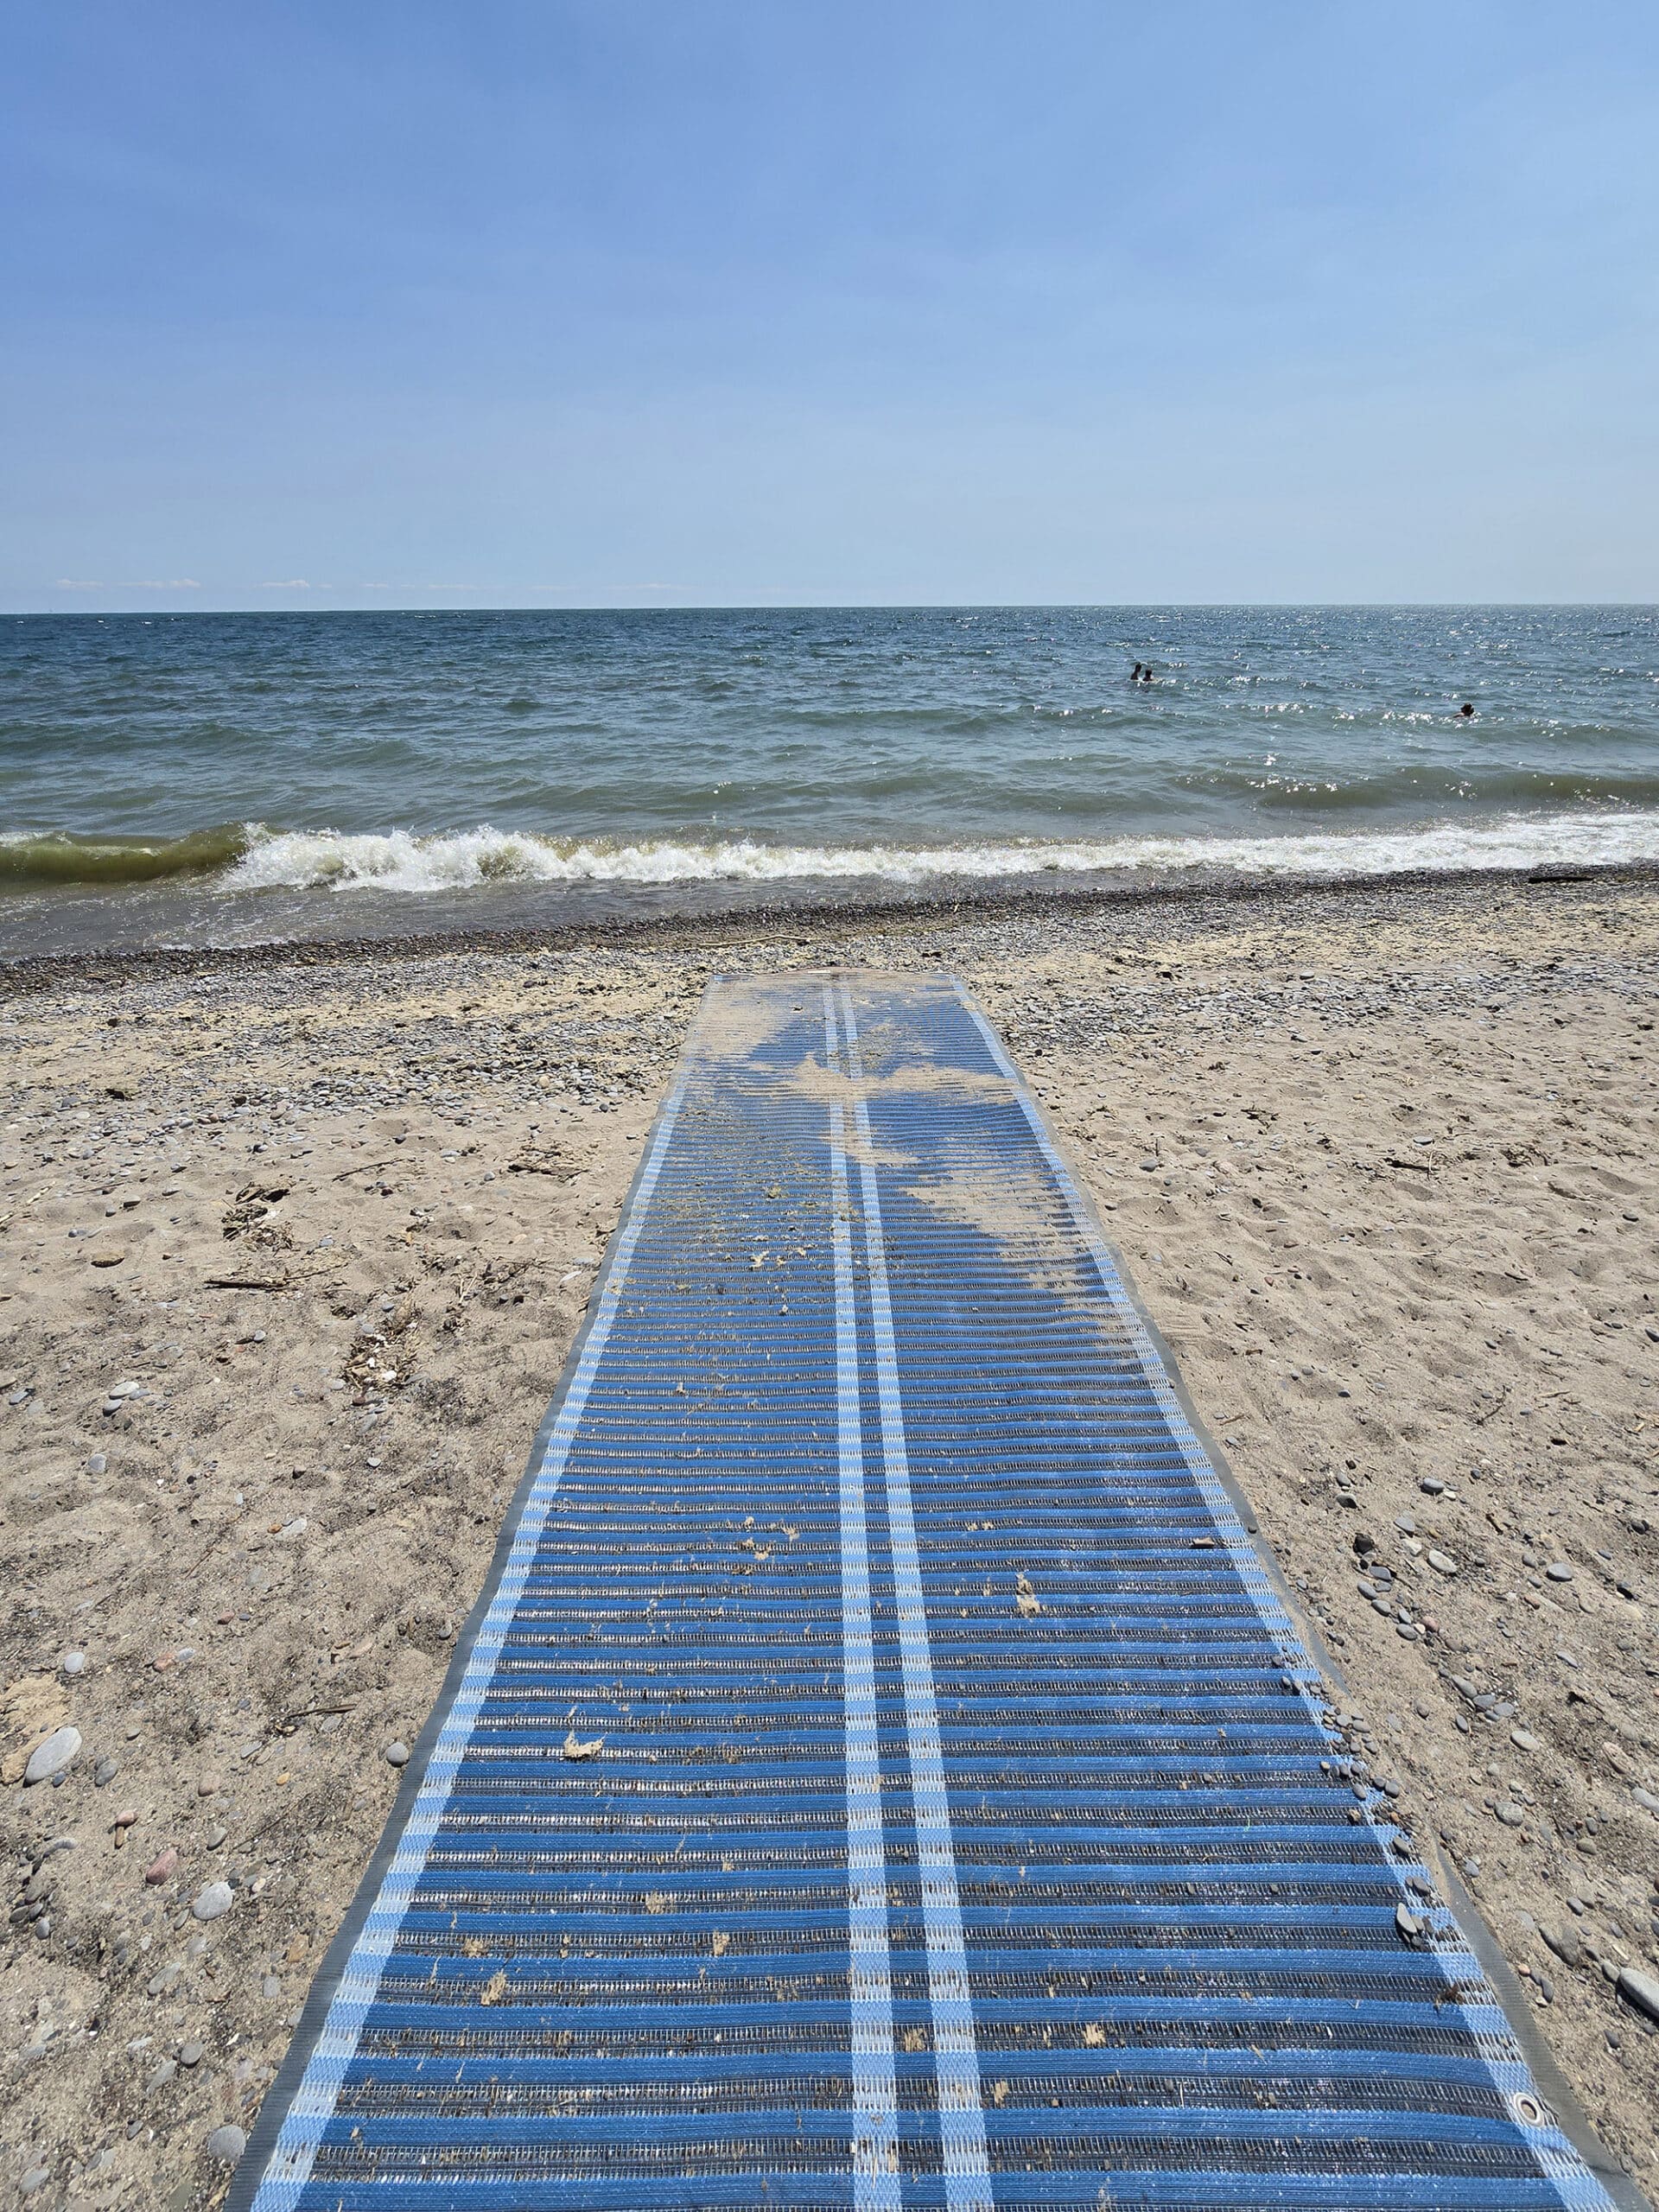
[3,604,1657,952]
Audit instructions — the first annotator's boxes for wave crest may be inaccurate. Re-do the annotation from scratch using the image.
[6,812,1659,896]
[220,813,1659,894]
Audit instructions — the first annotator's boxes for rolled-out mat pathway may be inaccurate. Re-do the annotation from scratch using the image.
[233,973,1626,2210]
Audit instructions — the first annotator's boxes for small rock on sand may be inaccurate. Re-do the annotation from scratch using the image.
[23,1726,81,1785]
[192,1879,234,1921]
[143,1847,179,1885]
[385,1740,410,1767]
[205,2124,247,2164]
[1617,1968,1659,2024]
[1541,1924,1584,1970]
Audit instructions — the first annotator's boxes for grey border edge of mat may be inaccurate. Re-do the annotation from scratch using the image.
[226,968,1650,2212]
[977,988,1650,2212]
[225,981,720,2211]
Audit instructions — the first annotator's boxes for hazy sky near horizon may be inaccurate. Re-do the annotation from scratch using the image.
[4,1,1657,611]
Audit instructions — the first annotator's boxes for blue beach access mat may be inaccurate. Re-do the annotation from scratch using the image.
[234,973,1620,2212]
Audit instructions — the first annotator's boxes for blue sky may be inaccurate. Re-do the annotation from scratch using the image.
[3,1,1656,608]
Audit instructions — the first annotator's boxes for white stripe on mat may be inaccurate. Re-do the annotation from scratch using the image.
[824,988,903,2209]
[838,982,994,2212]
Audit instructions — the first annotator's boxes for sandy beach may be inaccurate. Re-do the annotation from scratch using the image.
[2,864,1656,2205]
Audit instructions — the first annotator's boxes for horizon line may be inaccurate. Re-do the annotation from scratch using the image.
[6,597,1658,618]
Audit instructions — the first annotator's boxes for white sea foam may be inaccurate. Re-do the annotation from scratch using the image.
[220,810,1659,898]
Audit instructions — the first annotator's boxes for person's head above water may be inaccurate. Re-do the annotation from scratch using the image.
[1459,702,1475,717]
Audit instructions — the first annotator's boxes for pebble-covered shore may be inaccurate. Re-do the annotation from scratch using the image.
[1,864,1656,2204]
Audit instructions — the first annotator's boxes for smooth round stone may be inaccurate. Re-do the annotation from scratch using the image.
[205,2125,247,2164]
[60,1652,86,1676]
[1510,1728,1542,1752]
[24,1726,81,1786]
[1545,1562,1573,1583]
[192,1880,234,1922]
[385,1741,410,1768]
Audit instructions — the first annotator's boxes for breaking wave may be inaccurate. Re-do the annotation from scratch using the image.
[220,810,1659,891]
[5,810,1659,899]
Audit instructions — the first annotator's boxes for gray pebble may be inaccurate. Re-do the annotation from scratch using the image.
[20,2172,49,2199]
[1394,1515,1416,1535]
[1418,1478,1445,1495]
[93,1754,119,1787]
[385,1740,410,1767]
[179,2040,205,2067]
[24,1726,81,1785]
[1510,1729,1542,1753]
[205,2124,247,2164]
[1545,1562,1573,1583]
[60,1651,86,1676]
[262,1974,282,1999]
[1495,1802,1524,1828]
[1617,1967,1659,2024]
[145,2057,177,2093]
[192,1880,234,1922]
[86,1452,106,1474]
[206,1825,228,1848]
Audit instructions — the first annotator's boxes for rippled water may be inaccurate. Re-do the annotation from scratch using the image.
[3,604,1656,950]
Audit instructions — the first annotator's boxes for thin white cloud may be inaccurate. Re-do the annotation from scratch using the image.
[262,578,311,588]
[55,577,201,591]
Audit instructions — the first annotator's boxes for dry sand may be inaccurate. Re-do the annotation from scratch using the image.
[1,868,1656,2205]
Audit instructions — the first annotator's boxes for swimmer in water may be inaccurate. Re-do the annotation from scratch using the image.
[1459,701,1475,718]
[1130,661,1143,682]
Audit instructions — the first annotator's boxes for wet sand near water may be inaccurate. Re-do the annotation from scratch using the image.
[1,868,1656,2203]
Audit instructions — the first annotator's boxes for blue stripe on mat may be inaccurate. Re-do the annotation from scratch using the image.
[232,974,1619,2212]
